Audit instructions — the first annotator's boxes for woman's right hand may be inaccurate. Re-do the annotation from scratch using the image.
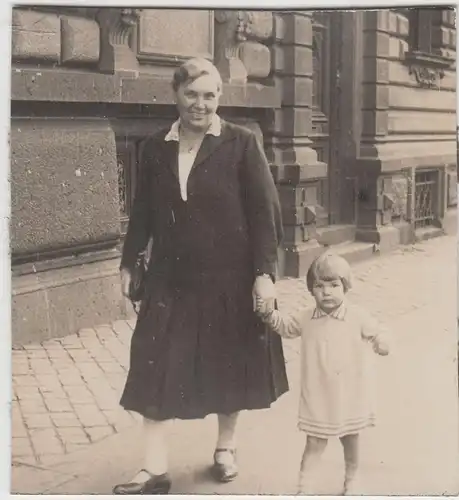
[120,268,132,298]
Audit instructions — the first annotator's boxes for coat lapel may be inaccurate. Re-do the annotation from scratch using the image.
[191,120,234,170]
[162,119,235,179]
[163,139,179,181]
[192,133,225,170]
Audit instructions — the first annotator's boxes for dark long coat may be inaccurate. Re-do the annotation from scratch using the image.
[119,119,289,420]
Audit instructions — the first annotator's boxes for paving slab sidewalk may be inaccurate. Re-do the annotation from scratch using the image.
[10,236,459,495]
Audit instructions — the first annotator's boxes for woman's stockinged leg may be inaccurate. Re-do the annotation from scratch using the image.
[298,435,328,493]
[213,412,239,482]
[144,417,170,474]
[216,412,239,451]
[112,416,172,494]
[129,417,170,483]
[340,433,361,495]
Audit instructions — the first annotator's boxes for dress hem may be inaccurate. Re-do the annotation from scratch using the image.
[297,419,376,439]
[120,390,289,421]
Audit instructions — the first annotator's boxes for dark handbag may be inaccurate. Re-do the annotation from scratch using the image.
[129,252,148,304]
[128,237,153,313]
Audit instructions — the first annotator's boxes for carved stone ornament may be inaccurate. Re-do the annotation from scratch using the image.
[96,8,141,75]
[120,8,140,28]
[214,10,248,83]
[410,64,444,88]
[304,205,317,224]
[389,176,409,220]
[235,11,273,42]
[405,50,454,89]
[236,11,253,42]
[382,192,395,211]
[214,10,273,82]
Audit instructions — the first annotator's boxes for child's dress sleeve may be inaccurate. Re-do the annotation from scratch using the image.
[358,307,390,353]
[261,307,307,339]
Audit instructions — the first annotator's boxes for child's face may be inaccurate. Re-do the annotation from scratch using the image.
[312,278,345,312]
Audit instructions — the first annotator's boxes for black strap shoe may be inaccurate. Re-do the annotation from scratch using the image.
[113,469,171,495]
[212,448,238,483]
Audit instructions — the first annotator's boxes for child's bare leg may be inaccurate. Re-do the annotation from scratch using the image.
[340,433,360,495]
[298,435,328,494]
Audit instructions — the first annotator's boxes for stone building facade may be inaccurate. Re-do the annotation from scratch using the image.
[10,7,457,343]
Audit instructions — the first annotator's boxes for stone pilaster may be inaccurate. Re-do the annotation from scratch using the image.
[431,7,456,59]
[266,11,327,277]
[10,118,126,343]
[354,10,402,250]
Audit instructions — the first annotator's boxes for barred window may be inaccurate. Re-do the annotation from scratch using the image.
[116,139,142,236]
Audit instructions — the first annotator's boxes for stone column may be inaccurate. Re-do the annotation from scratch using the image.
[266,11,327,277]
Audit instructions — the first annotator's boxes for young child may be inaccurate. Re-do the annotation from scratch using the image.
[256,251,389,495]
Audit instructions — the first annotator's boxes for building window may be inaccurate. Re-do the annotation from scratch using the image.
[406,8,436,54]
[414,170,439,229]
[406,7,455,53]
[401,7,455,89]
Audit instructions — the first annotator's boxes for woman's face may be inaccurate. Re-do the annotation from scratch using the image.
[174,74,221,133]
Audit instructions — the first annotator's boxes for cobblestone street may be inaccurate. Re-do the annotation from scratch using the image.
[11,235,459,495]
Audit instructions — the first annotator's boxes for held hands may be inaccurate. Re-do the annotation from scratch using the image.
[252,275,276,321]
[255,296,275,319]
[252,275,276,313]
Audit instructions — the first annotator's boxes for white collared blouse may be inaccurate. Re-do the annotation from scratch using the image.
[164,115,222,201]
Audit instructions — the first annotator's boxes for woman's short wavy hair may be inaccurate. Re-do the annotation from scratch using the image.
[172,57,223,93]
[306,251,353,293]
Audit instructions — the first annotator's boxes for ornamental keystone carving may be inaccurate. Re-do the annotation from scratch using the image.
[97,8,141,76]
[214,10,273,82]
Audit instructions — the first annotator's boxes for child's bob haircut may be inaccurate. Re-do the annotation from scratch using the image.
[306,251,353,293]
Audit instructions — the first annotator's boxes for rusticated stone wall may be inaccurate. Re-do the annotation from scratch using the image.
[354,9,457,249]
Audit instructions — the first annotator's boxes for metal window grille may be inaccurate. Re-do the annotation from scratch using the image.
[414,170,438,228]
[117,156,127,216]
[116,141,138,236]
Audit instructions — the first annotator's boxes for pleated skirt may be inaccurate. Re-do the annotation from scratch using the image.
[120,270,289,420]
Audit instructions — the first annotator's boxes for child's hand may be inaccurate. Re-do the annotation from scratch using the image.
[374,340,389,356]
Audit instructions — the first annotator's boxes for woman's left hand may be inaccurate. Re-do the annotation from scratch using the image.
[252,275,276,312]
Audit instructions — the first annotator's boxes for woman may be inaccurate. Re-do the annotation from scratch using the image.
[113,58,288,495]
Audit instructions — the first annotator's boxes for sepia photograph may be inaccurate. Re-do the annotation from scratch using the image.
[8,3,459,496]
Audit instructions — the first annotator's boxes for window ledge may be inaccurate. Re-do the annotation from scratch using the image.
[404,50,455,89]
